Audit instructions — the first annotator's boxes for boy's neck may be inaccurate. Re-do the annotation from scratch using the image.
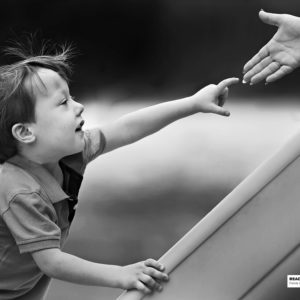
[18,150,61,177]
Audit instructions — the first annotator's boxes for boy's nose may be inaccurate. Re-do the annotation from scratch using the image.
[75,102,84,116]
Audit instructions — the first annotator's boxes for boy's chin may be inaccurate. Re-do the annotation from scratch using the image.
[74,143,85,154]
[66,142,85,157]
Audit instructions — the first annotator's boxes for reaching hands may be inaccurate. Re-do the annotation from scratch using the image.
[243,10,300,85]
[190,77,239,117]
[118,258,168,294]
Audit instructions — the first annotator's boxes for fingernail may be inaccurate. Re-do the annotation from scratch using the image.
[159,286,163,292]
[164,275,169,281]
[260,8,264,12]
[249,82,253,86]
[242,79,247,84]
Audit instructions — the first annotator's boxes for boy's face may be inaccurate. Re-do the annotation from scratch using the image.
[28,68,85,161]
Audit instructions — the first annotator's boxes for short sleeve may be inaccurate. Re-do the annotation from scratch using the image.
[83,128,106,164]
[2,192,61,254]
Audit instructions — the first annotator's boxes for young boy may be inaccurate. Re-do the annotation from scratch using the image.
[0,45,239,300]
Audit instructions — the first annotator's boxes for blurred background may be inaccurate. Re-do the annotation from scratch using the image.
[1,0,300,299]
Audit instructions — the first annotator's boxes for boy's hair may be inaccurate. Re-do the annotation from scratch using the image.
[0,41,74,163]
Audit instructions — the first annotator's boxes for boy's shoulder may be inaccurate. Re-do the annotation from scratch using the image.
[0,161,43,215]
[0,161,41,199]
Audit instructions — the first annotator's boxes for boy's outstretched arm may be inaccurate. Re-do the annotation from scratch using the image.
[32,248,168,294]
[100,77,239,153]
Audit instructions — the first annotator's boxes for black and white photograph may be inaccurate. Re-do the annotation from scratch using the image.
[1,0,300,299]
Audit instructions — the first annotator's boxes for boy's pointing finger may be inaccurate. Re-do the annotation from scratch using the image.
[217,77,239,92]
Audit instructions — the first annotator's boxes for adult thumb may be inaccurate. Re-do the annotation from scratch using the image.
[259,10,281,27]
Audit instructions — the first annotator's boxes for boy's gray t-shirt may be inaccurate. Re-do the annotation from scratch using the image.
[0,129,105,300]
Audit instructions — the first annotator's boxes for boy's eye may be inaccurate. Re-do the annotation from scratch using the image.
[61,99,68,105]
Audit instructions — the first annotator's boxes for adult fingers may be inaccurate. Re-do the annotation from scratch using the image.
[243,46,269,74]
[259,10,282,27]
[243,56,273,83]
[216,77,239,93]
[266,65,294,83]
[250,61,281,84]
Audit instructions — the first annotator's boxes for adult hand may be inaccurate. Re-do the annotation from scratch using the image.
[243,10,300,85]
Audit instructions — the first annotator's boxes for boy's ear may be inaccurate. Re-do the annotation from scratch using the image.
[11,123,36,144]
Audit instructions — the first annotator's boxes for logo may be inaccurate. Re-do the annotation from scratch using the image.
[287,275,300,288]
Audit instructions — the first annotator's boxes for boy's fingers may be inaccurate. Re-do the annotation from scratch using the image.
[218,88,228,107]
[144,259,164,271]
[243,46,269,74]
[216,77,239,93]
[144,267,169,281]
[144,258,157,266]
[259,10,282,27]
[135,281,151,294]
[212,105,230,117]
[140,274,159,290]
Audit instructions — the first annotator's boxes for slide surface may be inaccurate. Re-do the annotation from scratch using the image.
[117,129,300,300]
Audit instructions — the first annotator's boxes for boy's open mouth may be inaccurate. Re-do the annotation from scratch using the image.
[75,120,85,132]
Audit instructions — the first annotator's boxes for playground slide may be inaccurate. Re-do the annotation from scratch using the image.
[117,128,300,300]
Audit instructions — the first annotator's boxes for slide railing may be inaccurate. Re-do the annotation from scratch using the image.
[117,129,300,300]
